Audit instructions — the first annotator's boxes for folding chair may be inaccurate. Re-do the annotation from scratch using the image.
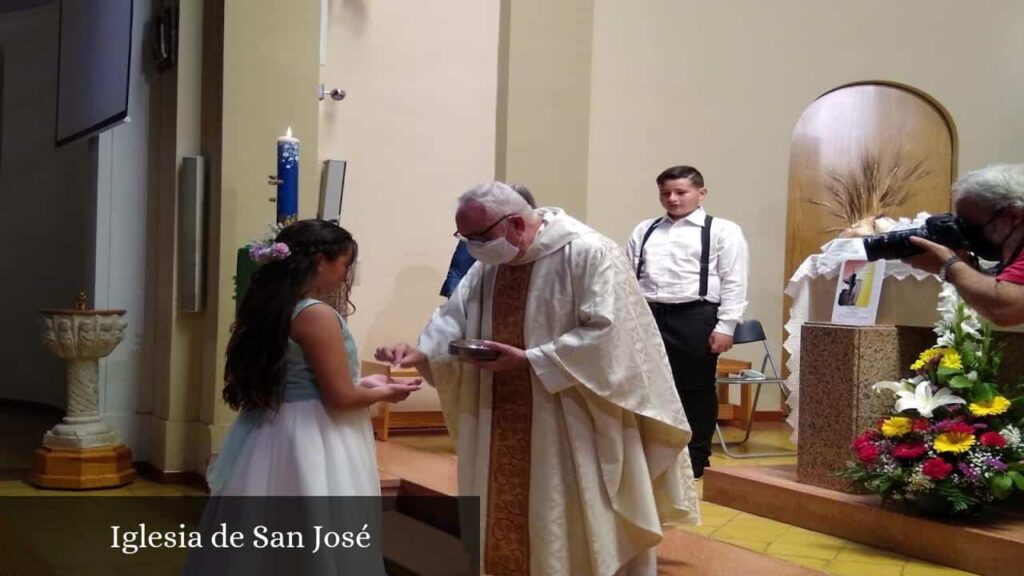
[713,319,794,458]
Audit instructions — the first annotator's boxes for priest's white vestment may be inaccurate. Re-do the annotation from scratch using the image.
[418,208,700,576]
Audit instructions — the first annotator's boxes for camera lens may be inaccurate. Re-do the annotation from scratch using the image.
[862,228,925,261]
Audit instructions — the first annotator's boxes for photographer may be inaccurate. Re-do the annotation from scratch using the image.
[903,164,1024,327]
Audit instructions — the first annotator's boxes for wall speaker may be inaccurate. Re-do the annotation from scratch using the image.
[178,155,206,312]
[319,159,347,222]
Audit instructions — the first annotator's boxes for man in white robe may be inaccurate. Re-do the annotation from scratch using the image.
[377,182,699,576]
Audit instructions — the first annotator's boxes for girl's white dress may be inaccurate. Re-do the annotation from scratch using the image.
[206,298,380,496]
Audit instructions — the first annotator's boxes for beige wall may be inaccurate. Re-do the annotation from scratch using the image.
[499,0,593,217]
[584,0,1024,408]
[319,0,501,410]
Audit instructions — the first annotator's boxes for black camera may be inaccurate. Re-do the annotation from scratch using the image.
[862,213,966,261]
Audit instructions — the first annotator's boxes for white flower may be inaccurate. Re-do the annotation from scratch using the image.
[907,471,934,493]
[961,313,983,340]
[936,282,984,341]
[872,380,915,395]
[1001,426,1022,448]
[966,370,978,382]
[893,381,966,418]
[936,283,960,324]
[936,331,956,348]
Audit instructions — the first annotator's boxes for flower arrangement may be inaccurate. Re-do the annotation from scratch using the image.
[840,284,1024,517]
[247,223,290,265]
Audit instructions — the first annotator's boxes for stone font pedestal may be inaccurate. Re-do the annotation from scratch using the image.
[30,307,135,489]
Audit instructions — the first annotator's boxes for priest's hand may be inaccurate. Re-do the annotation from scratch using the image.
[374,343,428,369]
[709,331,734,354]
[902,236,958,275]
[465,341,529,373]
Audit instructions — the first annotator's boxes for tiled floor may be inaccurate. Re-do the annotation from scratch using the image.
[392,422,976,576]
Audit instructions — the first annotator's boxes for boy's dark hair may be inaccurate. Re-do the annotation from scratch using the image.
[656,165,704,188]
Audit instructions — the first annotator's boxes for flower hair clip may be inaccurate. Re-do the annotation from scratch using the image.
[247,223,290,265]
[249,241,291,264]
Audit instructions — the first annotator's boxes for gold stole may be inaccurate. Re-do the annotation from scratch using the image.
[484,262,535,576]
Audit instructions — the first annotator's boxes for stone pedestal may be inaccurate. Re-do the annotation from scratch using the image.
[796,323,934,491]
[31,308,135,489]
[796,321,1024,492]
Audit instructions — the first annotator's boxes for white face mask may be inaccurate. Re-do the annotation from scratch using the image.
[466,237,519,265]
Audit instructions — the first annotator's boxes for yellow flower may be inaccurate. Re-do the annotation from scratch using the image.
[939,349,962,371]
[934,431,976,454]
[881,417,912,438]
[968,396,1011,417]
[910,348,944,371]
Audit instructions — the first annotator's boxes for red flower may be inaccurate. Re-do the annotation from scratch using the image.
[922,457,953,480]
[980,432,1007,448]
[912,419,931,432]
[891,441,928,460]
[852,430,880,449]
[947,422,975,435]
[856,443,880,464]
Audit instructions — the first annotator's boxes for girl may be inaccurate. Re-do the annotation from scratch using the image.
[206,219,420,496]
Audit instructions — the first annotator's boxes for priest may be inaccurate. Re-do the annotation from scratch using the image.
[376,182,699,576]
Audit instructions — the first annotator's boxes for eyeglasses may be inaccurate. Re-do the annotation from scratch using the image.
[453,214,514,243]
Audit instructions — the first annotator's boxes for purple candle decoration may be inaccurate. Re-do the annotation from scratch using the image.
[276,126,299,224]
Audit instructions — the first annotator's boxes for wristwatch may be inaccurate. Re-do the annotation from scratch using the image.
[939,256,962,282]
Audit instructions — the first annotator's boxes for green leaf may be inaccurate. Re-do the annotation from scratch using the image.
[1008,471,1024,491]
[991,474,1014,499]
[962,348,978,366]
[949,375,972,390]
[972,383,996,403]
[935,483,981,513]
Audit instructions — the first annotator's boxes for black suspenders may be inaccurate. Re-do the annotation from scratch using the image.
[635,217,664,281]
[698,213,713,298]
[636,213,714,299]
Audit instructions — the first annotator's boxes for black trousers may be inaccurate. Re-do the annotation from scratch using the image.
[649,301,720,477]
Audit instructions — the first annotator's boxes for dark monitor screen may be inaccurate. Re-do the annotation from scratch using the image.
[55,0,133,146]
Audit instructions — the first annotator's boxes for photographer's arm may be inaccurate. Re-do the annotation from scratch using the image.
[906,237,1024,327]
[944,262,1024,327]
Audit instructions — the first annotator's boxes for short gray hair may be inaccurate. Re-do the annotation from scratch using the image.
[458,182,532,217]
[953,164,1024,211]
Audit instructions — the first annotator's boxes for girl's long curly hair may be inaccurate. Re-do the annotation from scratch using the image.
[223,219,358,412]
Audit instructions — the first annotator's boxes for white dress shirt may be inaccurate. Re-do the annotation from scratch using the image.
[626,207,749,336]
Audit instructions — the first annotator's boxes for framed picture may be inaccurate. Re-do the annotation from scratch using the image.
[831,259,885,325]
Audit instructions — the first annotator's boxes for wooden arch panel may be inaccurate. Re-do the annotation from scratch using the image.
[784,83,956,282]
